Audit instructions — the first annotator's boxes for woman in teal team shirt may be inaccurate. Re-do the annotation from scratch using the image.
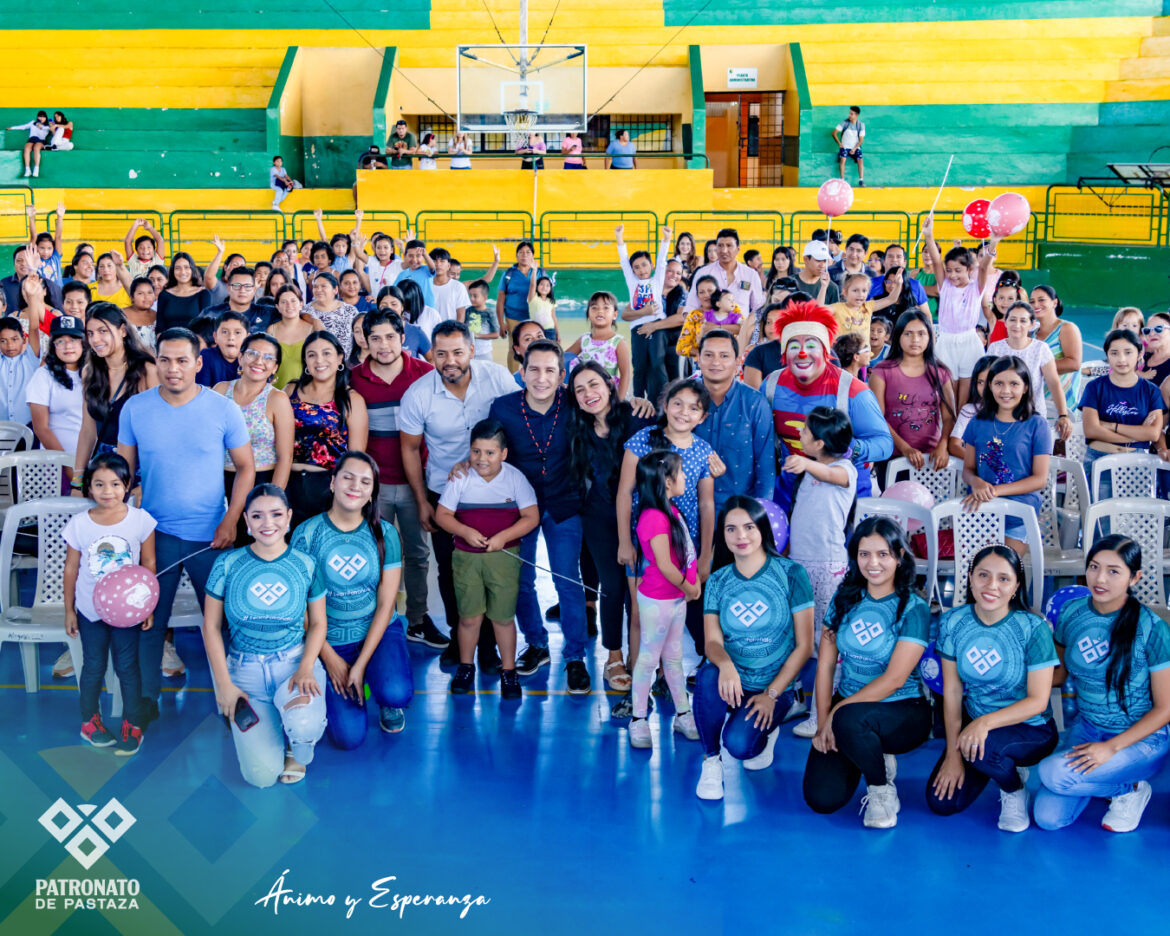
[927,545,1059,832]
[1035,535,1170,833]
[202,484,329,788]
[291,452,414,747]
[802,517,932,829]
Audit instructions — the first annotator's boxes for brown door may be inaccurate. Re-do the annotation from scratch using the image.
[705,99,739,188]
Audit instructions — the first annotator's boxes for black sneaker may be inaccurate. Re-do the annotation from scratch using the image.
[449,663,475,694]
[651,672,669,697]
[478,649,503,676]
[139,697,160,728]
[515,645,551,676]
[686,658,707,690]
[610,692,653,719]
[566,661,591,695]
[406,616,450,649]
[439,642,461,667]
[586,603,598,638]
[500,669,522,700]
[545,603,561,621]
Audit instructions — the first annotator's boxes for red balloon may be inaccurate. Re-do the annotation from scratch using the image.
[962,199,990,239]
[93,565,160,628]
[817,178,854,218]
[987,192,1031,237]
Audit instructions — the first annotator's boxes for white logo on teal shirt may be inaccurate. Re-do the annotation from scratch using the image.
[250,581,289,606]
[850,618,884,646]
[1077,634,1110,665]
[328,553,368,581]
[730,600,768,627]
[966,645,1002,675]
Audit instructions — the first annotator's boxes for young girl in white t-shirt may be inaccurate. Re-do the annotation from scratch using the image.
[63,453,157,756]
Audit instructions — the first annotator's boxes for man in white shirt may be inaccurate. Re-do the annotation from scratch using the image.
[684,228,765,320]
[832,106,866,186]
[429,247,470,322]
[399,321,517,667]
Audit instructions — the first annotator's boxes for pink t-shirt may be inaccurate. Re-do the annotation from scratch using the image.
[561,135,583,166]
[635,505,698,599]
[938,278,983,333]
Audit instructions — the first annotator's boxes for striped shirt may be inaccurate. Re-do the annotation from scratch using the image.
[349,354,434,485]
[438,462,537,552]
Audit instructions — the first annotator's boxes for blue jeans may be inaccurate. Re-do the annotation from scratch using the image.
[325,619,415,750]
[226,646,327,788]
[693,663,796,760]
[1034,718,1170,830]
[141,532,225,702]
[515,511,587,662]
[77,612,143,726]
[1084,447,1112,501]
[926,709,1058,814]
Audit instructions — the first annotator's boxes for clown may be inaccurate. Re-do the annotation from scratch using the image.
[763,301,892,511]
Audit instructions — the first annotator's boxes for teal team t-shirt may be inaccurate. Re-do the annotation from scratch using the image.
[830,591,930,702]
[206,546,326,655]
[1055,596,1170,734]
[938,605,1058,726]
[704,555,813,692]
[291,514,402,645]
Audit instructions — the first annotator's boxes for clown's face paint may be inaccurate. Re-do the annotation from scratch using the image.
[785,336,826,383]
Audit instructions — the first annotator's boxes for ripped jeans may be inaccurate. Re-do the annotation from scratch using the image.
[226,646,327,788]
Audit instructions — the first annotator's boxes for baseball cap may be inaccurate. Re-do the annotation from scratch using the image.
[50,314,84,338]
[802,241,832,261]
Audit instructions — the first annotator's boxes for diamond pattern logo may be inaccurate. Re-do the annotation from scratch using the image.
[38,797,135,870]
[249,581,288,606]
[328,552,368,581]
[966,645,1003,676]
[729,600,768,627]
[1077,635,1110,665]
[850,618,884,646]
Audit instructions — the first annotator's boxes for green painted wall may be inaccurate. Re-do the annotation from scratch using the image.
[665,0,1161,25]
[301,136,369,188]
[0,2,429,29]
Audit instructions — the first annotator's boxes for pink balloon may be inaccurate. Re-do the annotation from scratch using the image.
[882,480,935,532]
[961,199,990,239]
[93,565,160,628]
[987,192,1031,237]
[817,178,854,218]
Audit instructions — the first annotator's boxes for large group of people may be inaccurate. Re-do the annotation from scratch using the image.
[4,200,1166,835]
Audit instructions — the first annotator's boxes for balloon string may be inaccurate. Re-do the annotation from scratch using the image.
[912,153,955,257]
[156,546,217,578]
[501,548,603,596]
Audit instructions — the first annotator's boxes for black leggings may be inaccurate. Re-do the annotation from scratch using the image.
[803,695,932,814]
[286,469,333,533]
[926,710,1058,815]
[581,513,629,652]
[224,468,274,546]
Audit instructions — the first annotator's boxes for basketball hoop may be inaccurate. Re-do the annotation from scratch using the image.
[504,108,538,147]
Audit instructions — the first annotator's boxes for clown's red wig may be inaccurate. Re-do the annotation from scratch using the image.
[771,300,839,346]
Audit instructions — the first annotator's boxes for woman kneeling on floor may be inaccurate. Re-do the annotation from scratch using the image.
[291,452,414,746]
[202,484,328,787]
[802,517,932,828]
[694,495,814,800]
[927,545,1059,831]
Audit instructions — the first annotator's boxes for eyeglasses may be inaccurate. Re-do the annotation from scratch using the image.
[241,349,277,363]
[229,283,255,291]
[1141,325,1166,336]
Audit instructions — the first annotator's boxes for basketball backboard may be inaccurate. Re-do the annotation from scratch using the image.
[456,44,587,138]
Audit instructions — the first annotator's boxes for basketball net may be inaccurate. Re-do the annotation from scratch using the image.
[505,108,537,150]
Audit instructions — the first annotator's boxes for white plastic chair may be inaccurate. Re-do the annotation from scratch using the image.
[0,497,91,693]
[0,421,34,508]
[854,497,938,600]
[1063,421,1087,463]
[931,498,1046,616]
[1039,457,1090,579]
[1089,452,1170,502]
[1084,497,1170,622]
[883,455,966,504]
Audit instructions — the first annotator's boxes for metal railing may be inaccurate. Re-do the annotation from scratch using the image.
[1044,184,1167,247]
[538,211,658,270]
[664,211,785,267]
[415,211,533,267]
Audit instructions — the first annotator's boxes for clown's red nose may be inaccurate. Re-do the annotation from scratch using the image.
[797,350,808,359]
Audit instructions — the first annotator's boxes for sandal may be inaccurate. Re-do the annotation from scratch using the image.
[604,661,632,692]
[278,755,306,785]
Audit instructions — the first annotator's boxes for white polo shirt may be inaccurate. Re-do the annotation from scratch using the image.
[685,260,765,316]
[398,359,516,494]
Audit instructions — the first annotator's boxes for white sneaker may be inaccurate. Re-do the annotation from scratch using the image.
[779,694,808,723]
[51,649,74,678]
[696,755,724,800]
[23,167,31,178]
[861,783,899,828]
[628,717,652,749]
[884,753,897,784]
[31,166,38,178]
[1102,781,1152,833]
[673,710,699,741]
[161,639,186,677]
[792,708,818,738]
[998,768,1030,833]
[743,727,778,771]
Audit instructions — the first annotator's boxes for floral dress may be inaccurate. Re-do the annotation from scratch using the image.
[577,333,624,382]
[290,395,347,469]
